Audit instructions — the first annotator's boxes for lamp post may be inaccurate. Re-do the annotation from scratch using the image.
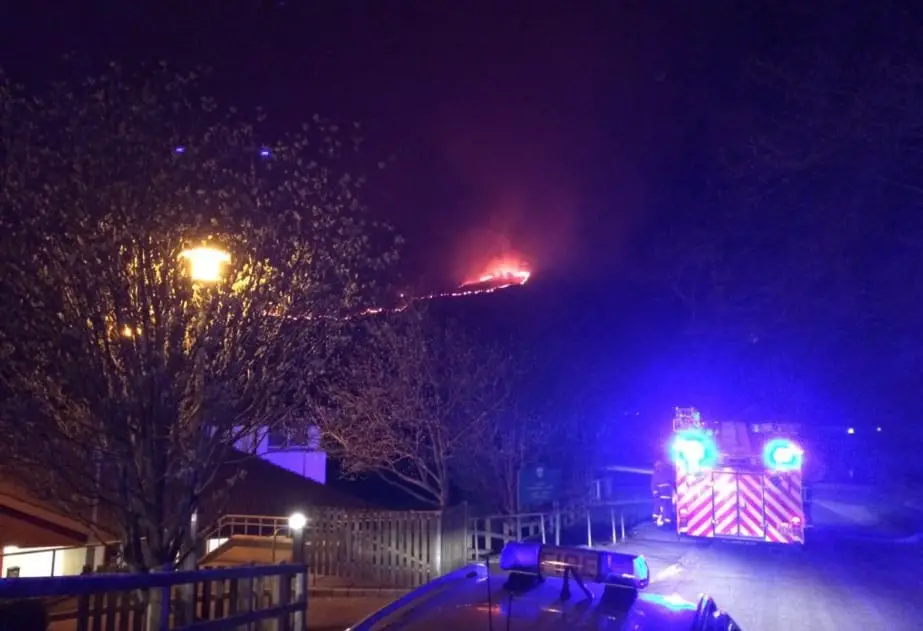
[176,246,229,625]
[288,512,307,563]
[288,512,308,631]
[180,246,230,570]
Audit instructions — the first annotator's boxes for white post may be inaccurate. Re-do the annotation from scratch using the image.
[554,503,561,546]
[586,510,593,548]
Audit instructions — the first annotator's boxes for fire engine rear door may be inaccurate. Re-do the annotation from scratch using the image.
[713,471,766,539]
[676,473,716,538]
[763,473,806,543]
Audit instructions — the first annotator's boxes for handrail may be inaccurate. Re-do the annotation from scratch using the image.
[201,514,292,541]
[0,563,307,598]
[0,563,309,631]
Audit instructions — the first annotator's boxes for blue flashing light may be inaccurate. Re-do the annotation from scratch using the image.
[498,542,649,589]
[632,554,650,586]
[259,147,272,157]
[638,592,697,612]
[670,429,717,472]
[762,438,803,472]
[174,146,186,154]
[498,540,541,575]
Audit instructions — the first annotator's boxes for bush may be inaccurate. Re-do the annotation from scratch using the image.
[0,599,48,631]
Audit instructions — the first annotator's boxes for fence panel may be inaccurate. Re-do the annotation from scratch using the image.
[0,563,308,631]
[438,502,469,574]
[303,507,443,588]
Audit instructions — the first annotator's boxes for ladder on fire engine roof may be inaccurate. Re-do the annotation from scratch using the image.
[717,421,753,457]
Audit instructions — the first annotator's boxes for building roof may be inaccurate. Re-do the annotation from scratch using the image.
[1,451,373,547]
[201,450,375,521]
[0,481,97,549]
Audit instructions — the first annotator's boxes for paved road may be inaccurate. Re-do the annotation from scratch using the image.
[611,523,923,630]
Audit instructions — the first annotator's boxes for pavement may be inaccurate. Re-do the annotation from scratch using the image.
[607,522,923,630]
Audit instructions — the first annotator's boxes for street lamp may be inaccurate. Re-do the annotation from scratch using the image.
[177,245,230,590]
[288,511,308,631]
[288,512,308,532]
[289,511,307,565]
[181,246,230,283]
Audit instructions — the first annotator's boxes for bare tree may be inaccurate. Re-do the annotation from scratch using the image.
[0,62,395,570]
[451,403,560,515]
[320,307,513,508]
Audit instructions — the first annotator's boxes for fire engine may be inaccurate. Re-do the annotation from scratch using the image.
[668,406,806,545]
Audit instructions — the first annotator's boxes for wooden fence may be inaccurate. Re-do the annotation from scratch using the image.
[0,563,308,631]
[199,491,651,590]
[203,504,471,589]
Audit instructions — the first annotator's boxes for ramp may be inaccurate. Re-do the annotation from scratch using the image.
[201,535,295,567]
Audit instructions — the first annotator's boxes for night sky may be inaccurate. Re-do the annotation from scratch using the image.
[1,1,787,284]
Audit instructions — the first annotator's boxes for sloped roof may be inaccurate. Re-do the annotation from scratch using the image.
[2,451,375,543]
[0,476,118,542]
[201,451,376,521]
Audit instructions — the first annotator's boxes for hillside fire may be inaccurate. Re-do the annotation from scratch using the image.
[459,260,531,292]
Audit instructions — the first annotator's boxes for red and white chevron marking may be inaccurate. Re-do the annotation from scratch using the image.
[712,473,765,538]
[763,473,805,544]
[712,472,738,537]
[736,473,765,538]
[676,474,715,538]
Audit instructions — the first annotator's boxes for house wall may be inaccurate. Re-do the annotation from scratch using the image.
[236,425,327,484]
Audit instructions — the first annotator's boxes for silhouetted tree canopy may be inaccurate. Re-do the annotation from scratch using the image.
[0,61,397,570]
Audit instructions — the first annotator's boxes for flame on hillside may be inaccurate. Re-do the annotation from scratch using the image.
[353,259,532,317]
[461,258,532,289]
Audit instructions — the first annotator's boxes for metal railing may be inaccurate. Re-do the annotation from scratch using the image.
[466,497,651,561]
[0,563,308,631]
[203,514,292,541]
[468,511,549,560]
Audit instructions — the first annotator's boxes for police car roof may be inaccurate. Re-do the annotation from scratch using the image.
[347,564,702,631]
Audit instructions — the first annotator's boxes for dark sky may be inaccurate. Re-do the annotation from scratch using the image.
[6,2,923,429]
[0,0,785,288]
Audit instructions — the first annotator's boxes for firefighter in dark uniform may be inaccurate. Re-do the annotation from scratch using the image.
[652,460,676,526]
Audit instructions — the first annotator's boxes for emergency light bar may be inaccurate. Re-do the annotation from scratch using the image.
[670,429,718,472]
[499,542,650,589]
[762,438,803,472]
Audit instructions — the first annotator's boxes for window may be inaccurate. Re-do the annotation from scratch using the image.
[267,429,289,449]
[266,425,321,451]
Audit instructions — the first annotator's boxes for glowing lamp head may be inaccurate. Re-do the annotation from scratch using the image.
[182,246,230,283]
[763,438,803,472]
[288,512,307,531]
[670,429,717,472]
